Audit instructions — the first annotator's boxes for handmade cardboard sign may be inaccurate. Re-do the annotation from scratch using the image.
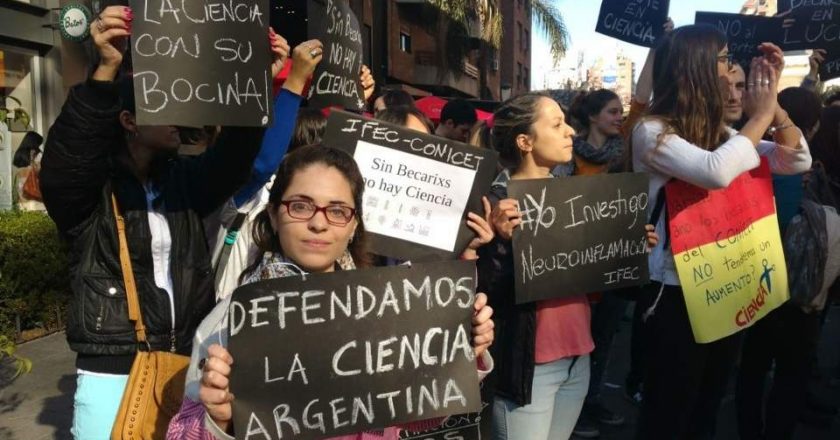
[321,111,499,262]
[307,0,366,110]
[228,261,482,440]
[595,0,671,47]
[666,159,789,343]
[508,173,651,304]
[695,12,782,69]
[778,0,840,51]
[821,50,840,80]
[129,0,272,126]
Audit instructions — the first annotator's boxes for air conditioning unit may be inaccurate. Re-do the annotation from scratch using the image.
[492,59,500,71]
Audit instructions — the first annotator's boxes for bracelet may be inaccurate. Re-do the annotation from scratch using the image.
[767,118,795,136]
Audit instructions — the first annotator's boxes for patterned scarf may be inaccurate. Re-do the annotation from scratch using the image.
[243,250,357,284]
[573,135,625,166]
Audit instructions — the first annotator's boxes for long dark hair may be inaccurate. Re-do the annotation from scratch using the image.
[569,89,620,134]
[243,145,372,280]
[492,93,551,170]
[648,24,730,150]
[289,108,327,153]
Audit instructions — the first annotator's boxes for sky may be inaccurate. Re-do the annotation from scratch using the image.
[531,0,746,89]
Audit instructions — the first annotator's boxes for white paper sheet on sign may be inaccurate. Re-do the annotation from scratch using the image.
[353,140,477,252]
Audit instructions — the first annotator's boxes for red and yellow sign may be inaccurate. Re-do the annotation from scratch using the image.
[666,159,788,343]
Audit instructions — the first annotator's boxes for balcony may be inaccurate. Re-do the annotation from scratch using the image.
[413,50,480,97]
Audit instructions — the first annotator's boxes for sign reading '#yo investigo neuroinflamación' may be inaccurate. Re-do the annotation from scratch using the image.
[666,159,789,343]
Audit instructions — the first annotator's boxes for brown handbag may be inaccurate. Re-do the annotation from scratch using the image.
[22,167,42,201]
[110,194,190,440]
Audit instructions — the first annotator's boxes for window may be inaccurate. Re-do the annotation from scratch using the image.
[517,62,523,85]
[524,67,530,88]
[399,32,411,53]
[524,30,530,52]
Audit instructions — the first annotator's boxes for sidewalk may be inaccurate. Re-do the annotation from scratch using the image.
[0,332,74,440]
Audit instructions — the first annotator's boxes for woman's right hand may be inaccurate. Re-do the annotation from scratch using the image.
[490,198,521,241]
[742,58,779,124]
[90,6,132,81]
[199,344,236,432]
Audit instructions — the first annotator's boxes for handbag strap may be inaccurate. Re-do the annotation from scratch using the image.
[111,194,149,345]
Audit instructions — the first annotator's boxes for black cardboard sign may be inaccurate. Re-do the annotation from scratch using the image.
[307,0,366,110]
[129,0,272,127]
[509,173,651,304]
[228,261,482,440]
[595,0,671,47]
[778,0,840,51]
[695,12,782,69]
[321,111,499,262]
[820,50,840,80]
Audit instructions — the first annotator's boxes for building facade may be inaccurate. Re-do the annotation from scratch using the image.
[0,0,70,209]
[500,0,532,99]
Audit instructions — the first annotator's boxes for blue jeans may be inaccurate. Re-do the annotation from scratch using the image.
[71,372,129,440]
[492,355,590,440]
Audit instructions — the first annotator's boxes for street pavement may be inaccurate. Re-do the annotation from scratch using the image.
[1,305,839,440]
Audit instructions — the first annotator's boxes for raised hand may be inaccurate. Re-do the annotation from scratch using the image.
[269,27,291,78]
[360,65,376,101]
[284,39,323,95]
[91,5,132,81]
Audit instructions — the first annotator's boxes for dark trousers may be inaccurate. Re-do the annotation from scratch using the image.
[634,285,743,440]
[626,285,656,392]
[585,292,629,404]
[735,302,821,440]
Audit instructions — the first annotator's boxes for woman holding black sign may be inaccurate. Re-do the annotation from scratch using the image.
[38,4,290,438]
[167,146,496,440]
[478,94,658,440]
[628,25,811,440]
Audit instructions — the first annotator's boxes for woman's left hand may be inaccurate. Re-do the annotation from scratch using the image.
[472,293,494,359]
[461,197,495,260]
[645,224,659,251]
[360,65,376,101]
[269,27,291,78]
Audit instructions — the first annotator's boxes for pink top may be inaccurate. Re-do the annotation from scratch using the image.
[533,296,594,364]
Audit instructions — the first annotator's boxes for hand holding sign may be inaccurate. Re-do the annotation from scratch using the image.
[491,198,522,241]
[91,5,131,82]
[283,40,324,96]
[269,28,290,78]
[200,344,236,433]
[462,197,495,261]
[361,65,376,102]
[809,49,827,77]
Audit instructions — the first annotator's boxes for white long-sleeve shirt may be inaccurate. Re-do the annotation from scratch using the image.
[632,119,812,285]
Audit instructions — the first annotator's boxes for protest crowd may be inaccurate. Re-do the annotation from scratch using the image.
[13,0,840,439]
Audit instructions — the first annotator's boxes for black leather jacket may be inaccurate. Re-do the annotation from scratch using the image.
[41,79,263,373]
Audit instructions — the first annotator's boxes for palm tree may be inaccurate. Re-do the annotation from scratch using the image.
[428,0,569,62]
[424,0,568,99]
